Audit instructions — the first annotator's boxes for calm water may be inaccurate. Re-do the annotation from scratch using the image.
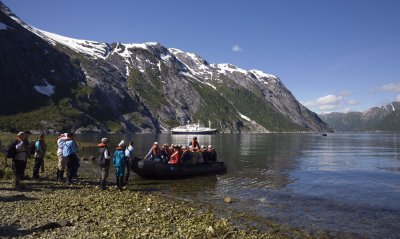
[78,133,400,238]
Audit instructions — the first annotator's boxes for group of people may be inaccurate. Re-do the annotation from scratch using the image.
[96,138,134,190]
[6,132,217,191]
[5,131,48,189]
[144,136,217,165]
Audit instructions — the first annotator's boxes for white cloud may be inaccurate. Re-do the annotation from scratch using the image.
[302,91,359,113]
[319,104,342,111]
[346,99,359,105]
[396,95,400,102]
[232,45,242,52]
[381,83,400,92]
[315,94,343,105]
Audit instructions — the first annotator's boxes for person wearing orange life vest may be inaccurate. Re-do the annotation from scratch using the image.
[97,138,111,190]
[145,142,161,162]
[168,146,181,165]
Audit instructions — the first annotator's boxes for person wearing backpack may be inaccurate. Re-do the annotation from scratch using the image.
[97,138,111,190]
[56,133,67,182]
[124,141,134,183]
[113,140,126,188]
[62,132,79,184]
[12,132,29,189]
[32,134,46,179]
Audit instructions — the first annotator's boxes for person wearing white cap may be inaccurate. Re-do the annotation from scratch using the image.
[113,140,127,188]
[11,132,27,189]
[97,138,110,190]
[144,142,161,162]
[207,145,217,162]
[56,133,68,182]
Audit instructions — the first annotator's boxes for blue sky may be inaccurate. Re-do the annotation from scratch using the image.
[3,0,400,113]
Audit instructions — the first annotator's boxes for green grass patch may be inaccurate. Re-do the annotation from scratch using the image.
[0,100,82,132]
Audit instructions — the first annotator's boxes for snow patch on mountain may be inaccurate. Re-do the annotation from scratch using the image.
[249,69,278,80]
[37,29,110,59]
[239,113,251,121]
[213,63,248,75]
[205,82,217,90]
[34,79,55,96]
[169,48,214,80]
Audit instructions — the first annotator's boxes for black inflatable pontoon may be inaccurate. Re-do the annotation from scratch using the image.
[131,157,227,179]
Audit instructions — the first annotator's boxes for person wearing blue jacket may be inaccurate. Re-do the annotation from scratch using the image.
[62,132,79,184]
[113,140,126,188]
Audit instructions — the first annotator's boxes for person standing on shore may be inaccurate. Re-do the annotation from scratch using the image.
[124,141,134,183]
[113,140,126,188]
[97,138,111,190]
[56,134,67,182]
[12,132,29,189]
[62,133,79,184]
[32,134,46,179]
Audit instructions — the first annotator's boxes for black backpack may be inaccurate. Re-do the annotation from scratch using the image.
[29,140,36,155]
[6,140,18,159]
[96,146,109,166]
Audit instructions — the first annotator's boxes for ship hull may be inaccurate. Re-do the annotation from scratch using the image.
[171,129,217,135]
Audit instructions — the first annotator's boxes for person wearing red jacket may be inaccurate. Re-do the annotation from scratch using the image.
[168,146,181,165]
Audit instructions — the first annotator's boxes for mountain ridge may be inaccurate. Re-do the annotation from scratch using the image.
[0,1,330,134]
[319,102,400,131]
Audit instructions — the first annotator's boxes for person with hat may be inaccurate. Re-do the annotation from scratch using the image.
[32,134,46,179]
[207,145,217,162]
[62,132,79,184]
[167,145,179,165]
[113,140,127,188]
[124,141,135,183]
[56,133,68,182]
[12,132,29,189]
[144,142,161,162]
[161,143,170,163]
[97,138,111,190]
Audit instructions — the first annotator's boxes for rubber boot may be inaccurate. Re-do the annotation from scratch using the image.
[14,176,21,190]
[115,177,120,187]
[124,174,129,183]
[59,170,64,182]
[101,179,107,190]
[56,169,60,181]
[120,176,125,188]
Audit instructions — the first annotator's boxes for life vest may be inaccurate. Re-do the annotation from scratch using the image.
[152,147,160,157]
[168,151,180,165]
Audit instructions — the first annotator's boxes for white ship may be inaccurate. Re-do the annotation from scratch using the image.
[171,121,217,134]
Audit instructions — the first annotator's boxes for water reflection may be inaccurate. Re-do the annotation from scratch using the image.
[76,133,400,238]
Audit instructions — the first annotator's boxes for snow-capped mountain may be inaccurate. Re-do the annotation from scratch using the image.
[0,1,330,133]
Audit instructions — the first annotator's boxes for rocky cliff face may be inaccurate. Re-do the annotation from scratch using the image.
[0,1,330,133]
[320,102,400,131]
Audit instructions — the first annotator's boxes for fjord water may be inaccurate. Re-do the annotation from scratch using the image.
[81,133,400,237]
